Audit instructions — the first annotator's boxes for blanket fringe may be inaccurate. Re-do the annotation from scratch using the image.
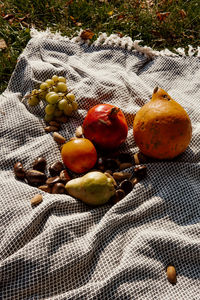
[30,28,200,59]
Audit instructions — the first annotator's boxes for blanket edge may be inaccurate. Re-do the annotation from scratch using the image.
[30,27,200,59]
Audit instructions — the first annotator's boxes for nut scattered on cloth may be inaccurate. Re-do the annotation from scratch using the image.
[30,194,43,206]
[0,30,200,300]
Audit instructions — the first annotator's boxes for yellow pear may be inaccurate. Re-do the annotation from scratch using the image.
[65,171,115,206]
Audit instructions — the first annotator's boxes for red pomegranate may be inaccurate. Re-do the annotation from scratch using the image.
[82,104,128,150]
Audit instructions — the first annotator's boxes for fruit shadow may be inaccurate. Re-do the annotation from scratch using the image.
[112,179,200,284]
[134,160,200,282]
[136,147,200,228]
[133,145,197,164]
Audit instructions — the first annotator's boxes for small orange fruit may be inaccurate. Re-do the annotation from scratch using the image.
[133,87,192,160]
[61,138,97,173]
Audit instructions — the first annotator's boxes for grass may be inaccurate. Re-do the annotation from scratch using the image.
[0,0,200,93]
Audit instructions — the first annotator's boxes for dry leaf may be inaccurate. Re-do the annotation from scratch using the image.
[0,39,7,49]
[179,9,187,18]
[70,16,75,21]
[80,29,94,40]
[70,16,82,27]
[117,14,125,20]
[66,0,73,5]
[117,32,123,38]
[156,12,170,22]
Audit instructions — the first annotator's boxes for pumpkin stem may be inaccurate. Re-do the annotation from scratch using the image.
[108,107,120,119]
[153,86,159,94]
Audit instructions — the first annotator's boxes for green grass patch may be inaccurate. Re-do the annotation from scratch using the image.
[0,0,200,93]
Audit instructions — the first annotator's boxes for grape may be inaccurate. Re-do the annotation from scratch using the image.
[54,109,63,117]
[47,93,59,104]
[40,82,49,90]
[46,79,54,87]
[45,104,56,115]
[53,86,59,93]
[52,75,59,83]
[31,89,39,95]
[28,95,39,106]
[71,101,78,111]
[67,93,75,102]
[38,89,47,99]
[58,99,68,111]
[64,103,73,116]
[44,114,54,122]
[57,92,64,99]
[46,92,56,102]
[28,75,76,123]
[58,76,66,83]
[46,93,59,104]
[57,82,67,92]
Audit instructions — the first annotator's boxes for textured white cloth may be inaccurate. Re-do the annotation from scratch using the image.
[0,31,200,300]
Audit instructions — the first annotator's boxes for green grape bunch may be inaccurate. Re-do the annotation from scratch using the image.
[26,75,78,122]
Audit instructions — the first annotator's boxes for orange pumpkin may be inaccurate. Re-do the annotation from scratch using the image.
[133,87,192,160]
